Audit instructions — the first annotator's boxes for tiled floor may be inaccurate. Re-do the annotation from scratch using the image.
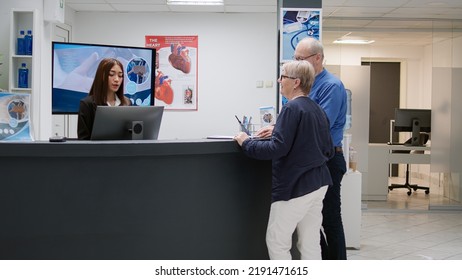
[348,177,462,260]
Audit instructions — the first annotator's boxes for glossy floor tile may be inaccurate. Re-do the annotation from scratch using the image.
[350,177,462,260]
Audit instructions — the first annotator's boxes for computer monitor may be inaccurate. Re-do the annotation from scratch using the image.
[394,108,431,146]
[91,106,164,140]
[52,42,156,114]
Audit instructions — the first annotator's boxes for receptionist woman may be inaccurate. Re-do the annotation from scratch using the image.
[77,58,131,140]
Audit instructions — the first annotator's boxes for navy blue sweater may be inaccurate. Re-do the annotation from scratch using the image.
[242,97,334,202]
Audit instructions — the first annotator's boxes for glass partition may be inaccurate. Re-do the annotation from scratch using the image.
[430,20,462,209]
[324,17,462,209]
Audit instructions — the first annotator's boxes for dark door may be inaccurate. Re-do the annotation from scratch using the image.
[362,62,400,175]
[363,62,400,143]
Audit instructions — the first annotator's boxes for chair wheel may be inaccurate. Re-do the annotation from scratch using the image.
[407,191,412,196]
[425,190,429,194]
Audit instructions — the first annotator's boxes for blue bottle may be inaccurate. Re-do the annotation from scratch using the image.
[17,30,25,55]
[25,30,33,55]
[18,63,29,88]
[344,89,352,130]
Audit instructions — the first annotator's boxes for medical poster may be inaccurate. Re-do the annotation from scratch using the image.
[0,92,33,141]
[145,35,198,110]
[280,8,321,62]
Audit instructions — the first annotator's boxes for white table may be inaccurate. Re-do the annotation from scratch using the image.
[366,144,431,200]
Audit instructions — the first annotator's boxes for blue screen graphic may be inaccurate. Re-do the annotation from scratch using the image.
[52,42,155,114]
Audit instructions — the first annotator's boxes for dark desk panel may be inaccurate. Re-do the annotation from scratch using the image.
[0,139,271,260]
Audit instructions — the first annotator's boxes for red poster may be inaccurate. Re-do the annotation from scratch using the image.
[145,35,198,110]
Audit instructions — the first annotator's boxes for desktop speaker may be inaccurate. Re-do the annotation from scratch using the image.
[129,121,144,140]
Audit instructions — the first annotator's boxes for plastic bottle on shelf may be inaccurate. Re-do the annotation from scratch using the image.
[349,146,357,172]
[18,63,29,88]
[344,89,352,130]
[17,30,25,55]
[25,30,33,55]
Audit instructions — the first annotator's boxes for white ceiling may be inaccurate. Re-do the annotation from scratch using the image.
[66,0,462,46]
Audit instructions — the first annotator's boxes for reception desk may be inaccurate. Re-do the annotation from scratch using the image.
[0,139,272,260]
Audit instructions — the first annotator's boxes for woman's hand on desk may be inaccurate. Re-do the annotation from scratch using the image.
[256,125,274,139]
[234,132,249,146]
[235,125,274,145]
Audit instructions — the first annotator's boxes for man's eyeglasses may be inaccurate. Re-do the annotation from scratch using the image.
[279,75,297,80]
[292,53,318,61]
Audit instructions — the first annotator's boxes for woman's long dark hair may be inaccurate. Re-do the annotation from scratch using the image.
[88,58,129,106]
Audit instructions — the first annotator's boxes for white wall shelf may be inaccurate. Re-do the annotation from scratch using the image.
[8,9,41,139]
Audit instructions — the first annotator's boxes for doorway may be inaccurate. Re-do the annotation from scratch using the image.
[362,61,400,144]
[362,61,400,176]
[51,23,76,138]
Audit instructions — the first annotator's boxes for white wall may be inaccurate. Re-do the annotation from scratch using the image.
[72,12,278,140]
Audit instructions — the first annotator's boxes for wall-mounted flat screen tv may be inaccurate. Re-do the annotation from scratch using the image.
[52,42,156,114]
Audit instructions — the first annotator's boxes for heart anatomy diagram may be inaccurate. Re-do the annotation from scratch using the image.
[147,35,197,109]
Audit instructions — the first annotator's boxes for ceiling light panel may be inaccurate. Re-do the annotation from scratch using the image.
[167,0,224,5]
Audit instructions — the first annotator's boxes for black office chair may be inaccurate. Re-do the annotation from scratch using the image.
[388,133,430,196]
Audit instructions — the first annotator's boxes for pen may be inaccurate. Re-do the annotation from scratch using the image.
[235,115,250,135]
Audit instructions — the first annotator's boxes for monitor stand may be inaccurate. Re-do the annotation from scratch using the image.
[407,119,421,146]
[128,121,144,140]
